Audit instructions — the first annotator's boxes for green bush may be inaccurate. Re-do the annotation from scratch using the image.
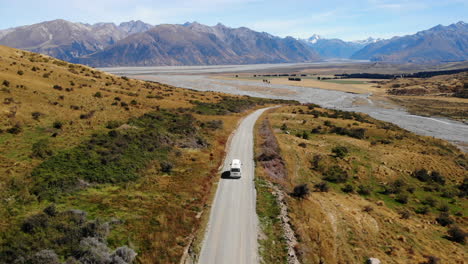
[292,184,309,199]
[436,213,454,227]
[395,192,409,204]
[105,120,123,129]
[341,184,354,193]
[357,185,371,196]
[323,165,348,183]
[53,121,63,129]
[314,182,329,192]
[331,146,348,158]
[31,139,54,159]
[94,92,102,98]
[7,123,22,134]
[447,226,466,244]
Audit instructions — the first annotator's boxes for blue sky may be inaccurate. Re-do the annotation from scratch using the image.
[0,0,466,41]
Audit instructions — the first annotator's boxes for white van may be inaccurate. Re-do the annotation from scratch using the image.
[230,159,242,178]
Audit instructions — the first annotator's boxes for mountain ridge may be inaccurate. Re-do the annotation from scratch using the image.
[351,21,468,63]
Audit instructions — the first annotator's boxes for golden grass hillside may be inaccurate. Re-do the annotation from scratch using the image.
[255,105,467,264]
[0,45,291,263]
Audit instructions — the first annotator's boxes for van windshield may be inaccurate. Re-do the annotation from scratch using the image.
[231,168,240,172]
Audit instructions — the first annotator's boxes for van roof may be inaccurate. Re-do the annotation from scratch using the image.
[231,159,241,167]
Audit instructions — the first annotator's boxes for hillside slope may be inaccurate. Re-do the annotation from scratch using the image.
[0,45,291,263]
[255,105,467,264]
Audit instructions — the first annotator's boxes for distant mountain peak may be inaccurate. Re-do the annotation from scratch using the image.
[307,34,321,44]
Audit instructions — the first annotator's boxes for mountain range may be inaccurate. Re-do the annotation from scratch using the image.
[351,21,468,63]
[301,35,382,59]
[0,20,466,65]
[76,22,319,66]
[0,19,153,62]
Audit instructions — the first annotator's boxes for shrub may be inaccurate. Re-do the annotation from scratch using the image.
[363,205,373,212]
[7,123,22,134]
[323,165,348,183]
[53,121,63,129]
[430,171,445,185]
[415,206,429,215]
[31,139,54,159]
[422,197,437,207]
[94,92,102,98]
[421,256,440,264]
[21,213,49,234]
[17,70,24,75]
[80,111,95,120]
[31,111,43,120]
[280,123,288,131]
[382,179,406,194]
[160,161,173,173]
[438,203,450,212]
[28,250,60,264]
[314,182,329,192]
[436,213,454,227]
[341,184,354,193]
[43,205,58,217]
[205,120,223,130]
[441,188,458,198]
[53,85,62,91]
[413,169,445,185]
[447,226,466,244]
[331,146,348,158]
[106,120,122,129]
[395,192,409,204]
[357,185,371,196]
[130,100,138,105]
[399,210,411,219]
[2,80,10,87]
[298,142,307,148]
[301,131,309,140]
[292,184,309,199]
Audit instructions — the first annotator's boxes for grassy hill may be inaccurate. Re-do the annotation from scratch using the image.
[255,105,467,263]
[0,45,291,263]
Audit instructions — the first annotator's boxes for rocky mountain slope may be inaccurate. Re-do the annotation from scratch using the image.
[351,21,468,63]
[0,19,152,61]
[303,35,381,59]
[77,22,320,66]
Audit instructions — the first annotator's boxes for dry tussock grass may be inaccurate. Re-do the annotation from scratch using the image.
[258,105,467,264]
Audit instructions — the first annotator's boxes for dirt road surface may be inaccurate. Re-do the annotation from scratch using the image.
[198,108,271,264]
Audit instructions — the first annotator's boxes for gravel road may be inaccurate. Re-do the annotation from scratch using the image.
[198,108,271,264]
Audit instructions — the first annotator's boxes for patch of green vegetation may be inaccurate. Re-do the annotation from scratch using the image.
[30,110,202,200]
[255,177,288,264]
[191,96,296,115]
[0,205,136,263]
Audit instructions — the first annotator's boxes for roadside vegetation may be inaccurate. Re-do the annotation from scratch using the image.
[255,104,467,263]
[0,45,293,263]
